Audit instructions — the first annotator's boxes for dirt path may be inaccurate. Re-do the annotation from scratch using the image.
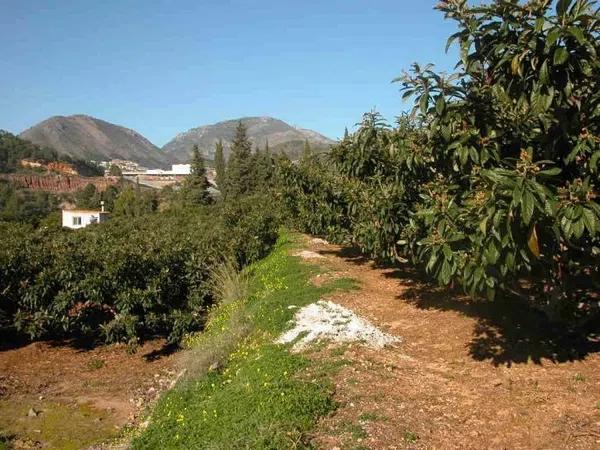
[302,237,600,449]
[0,339,179,449]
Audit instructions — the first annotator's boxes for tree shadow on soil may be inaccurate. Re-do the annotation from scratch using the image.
[0,331,179,362]
[143,342,179,361]
[318,247,600,367]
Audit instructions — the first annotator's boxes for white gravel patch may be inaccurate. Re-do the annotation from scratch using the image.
[277,300,399,351]
[294,250,326,259]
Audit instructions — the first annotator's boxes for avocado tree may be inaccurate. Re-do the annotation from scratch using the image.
[279,0,600,325]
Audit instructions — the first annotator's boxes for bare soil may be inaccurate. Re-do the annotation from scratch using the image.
[0,339,179,449]
[303,237,600,450]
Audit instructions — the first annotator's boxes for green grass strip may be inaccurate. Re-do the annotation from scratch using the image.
[132,231,356,449]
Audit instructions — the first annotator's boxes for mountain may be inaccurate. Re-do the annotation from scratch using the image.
[20,115,170,168]
[162,117,335,163]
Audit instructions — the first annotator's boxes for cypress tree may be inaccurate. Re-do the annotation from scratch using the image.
[224,121,253,198]
[302,139,312,159]
[214,140,225,191]
[183,145,211,205]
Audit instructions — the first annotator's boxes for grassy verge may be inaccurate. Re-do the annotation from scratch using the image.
[132,231,356,449]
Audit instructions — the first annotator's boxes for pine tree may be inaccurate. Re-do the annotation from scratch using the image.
[182,145,211,205]
[224,121,254,198]
[343,127,349,140]
[214,140,225,190]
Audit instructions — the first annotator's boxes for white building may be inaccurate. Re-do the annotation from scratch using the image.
[171,164,191,175]
[62,209,110,229]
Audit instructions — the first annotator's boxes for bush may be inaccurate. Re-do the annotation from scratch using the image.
[0,195,280,344]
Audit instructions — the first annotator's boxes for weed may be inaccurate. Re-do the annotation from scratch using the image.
[404,430,419,443]
[87,358,105,370]
[330,345,348,357]
[210,259,249,305]
[0,432,12,450]
[345,423,368,439]
[359,411,379,422]
[573,373,586,383]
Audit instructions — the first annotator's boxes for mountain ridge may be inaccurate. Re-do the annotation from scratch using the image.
[19,115,336,167]
[19,114,171,168]
[162,116,335,162]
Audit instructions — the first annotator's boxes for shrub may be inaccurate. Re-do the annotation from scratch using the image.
[0,195,280,344]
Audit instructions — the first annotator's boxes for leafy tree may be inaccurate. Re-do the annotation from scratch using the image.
[0,180,60,225]
[101,185,120,212]
[224,121,255,198]
[108,164,123,177]
[75,184,100,209]
[280,0,600,325]
[181,145,211,205]
[214,140,226,190]
[113,186,157,217]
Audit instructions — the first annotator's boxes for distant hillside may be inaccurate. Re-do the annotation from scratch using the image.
[0,130,103,177]
[162,117,335,162]
[20,115,170,168]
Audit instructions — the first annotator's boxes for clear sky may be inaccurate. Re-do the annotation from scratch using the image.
[0,0,460,146]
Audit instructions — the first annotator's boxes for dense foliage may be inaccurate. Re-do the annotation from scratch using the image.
[0,130,102,176]
[279,0,600,325]
[0,179,61,225]
[0,196,279,345]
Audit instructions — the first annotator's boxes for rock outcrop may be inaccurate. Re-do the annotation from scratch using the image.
[2,174,119,193]
[20,159,79,176]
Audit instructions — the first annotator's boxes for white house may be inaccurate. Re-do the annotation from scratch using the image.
[171,164,191,175]
[62,209,109,229]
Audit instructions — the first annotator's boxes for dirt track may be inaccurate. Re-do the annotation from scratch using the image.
[304,237,600,449]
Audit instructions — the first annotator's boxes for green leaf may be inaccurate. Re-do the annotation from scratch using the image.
[535,17,545,32]
[435,96,446,115]
[521,190,535,225]
[590,151,600,171]
[567,26,586,45]
[556,0,572,16]
[582,208,596,235]
[539,60,549,85]
[538,167,562,176]
[545,29,561,51]
[419,94,429,115]
[445,32,461,53]
[553,47,569,66]
[486,241,500,264]
[572,218,585,239]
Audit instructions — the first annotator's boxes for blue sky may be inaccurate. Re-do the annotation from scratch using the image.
[0,0,460,146]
